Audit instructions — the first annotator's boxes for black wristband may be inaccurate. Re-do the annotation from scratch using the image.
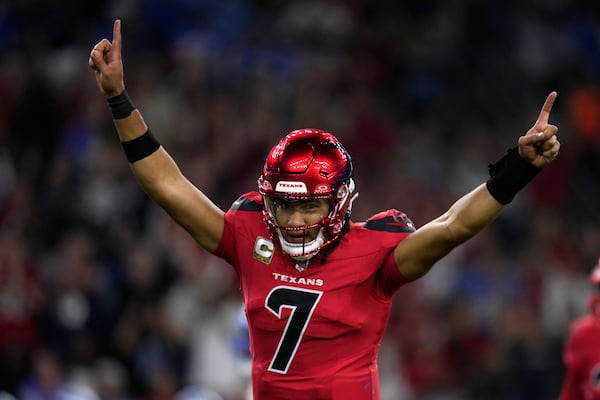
[121,130,160,163]
[107,90,136,119]
[485,147,541,204]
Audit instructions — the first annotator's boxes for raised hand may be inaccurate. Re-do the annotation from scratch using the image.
[518,91,560,168]
[88,19,125,98]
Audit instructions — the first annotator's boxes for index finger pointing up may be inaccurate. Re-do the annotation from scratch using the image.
[112,19,122,51]
[536,91,557,126]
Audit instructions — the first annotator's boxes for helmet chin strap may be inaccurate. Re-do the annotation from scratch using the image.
[276,228,326,263]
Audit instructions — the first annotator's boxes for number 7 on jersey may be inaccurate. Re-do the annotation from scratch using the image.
[265,286,323,374]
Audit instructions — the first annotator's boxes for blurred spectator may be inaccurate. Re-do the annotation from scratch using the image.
[92,357,130,400]
[0,231,44,392]
[176,385,223,400]
[16,348,65,400]
[37,227,117,366]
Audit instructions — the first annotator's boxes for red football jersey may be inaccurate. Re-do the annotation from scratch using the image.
[559,298,600,400]
[215,192,415,400]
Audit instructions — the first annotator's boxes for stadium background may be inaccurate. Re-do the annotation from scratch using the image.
[1,0,599,399]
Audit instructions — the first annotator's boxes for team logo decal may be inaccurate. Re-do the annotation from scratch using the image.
[315,183,330,193]
[275,181,307,193]
[254,237,275,264]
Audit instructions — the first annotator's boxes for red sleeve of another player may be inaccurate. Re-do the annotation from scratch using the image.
[558,325,584,400]
[558,369,583,400]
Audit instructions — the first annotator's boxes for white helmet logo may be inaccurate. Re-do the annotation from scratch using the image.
[275,181,308,193]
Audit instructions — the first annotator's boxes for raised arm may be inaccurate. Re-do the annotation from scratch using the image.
[88,20,225,252]
[394,92,560,280]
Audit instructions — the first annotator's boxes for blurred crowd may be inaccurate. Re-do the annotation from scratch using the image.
[1,0,600,399]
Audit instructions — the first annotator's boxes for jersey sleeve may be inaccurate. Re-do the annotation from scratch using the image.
[558,321,585,400]
[363,209,416,234]
[374,250,412,298]
[558,366,583,400]
[214,192,263,269]
[563,327,580,368]
[363,209,416,298]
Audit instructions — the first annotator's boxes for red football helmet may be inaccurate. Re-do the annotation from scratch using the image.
[258,128,358,261]
[591,257,600,285]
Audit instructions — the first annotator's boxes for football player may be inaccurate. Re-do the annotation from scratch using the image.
[559,257,600,400]
[89,20,560,400]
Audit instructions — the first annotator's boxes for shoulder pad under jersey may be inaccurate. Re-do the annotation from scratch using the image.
[364,209,415,233]
[229,192,263,212]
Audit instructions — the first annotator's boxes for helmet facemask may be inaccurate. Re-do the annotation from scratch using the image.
[261,179,357,261]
